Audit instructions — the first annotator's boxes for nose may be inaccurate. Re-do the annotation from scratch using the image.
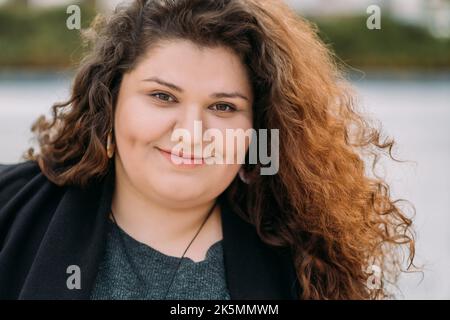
[172,105,205,155]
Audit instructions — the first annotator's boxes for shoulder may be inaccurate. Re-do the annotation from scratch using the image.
[0,160,43,210]
[0,160,40,177]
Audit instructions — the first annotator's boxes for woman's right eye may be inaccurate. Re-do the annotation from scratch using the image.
[150,92,176,102]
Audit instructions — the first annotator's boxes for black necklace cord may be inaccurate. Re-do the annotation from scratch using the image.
[110,200,218,299]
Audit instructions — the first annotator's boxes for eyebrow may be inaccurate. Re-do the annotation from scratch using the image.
[142,76,250,102]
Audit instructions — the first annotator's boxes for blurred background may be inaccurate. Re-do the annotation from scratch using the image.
[0,0,449,299]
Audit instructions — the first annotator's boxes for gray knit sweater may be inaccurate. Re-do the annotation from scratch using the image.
[90,218,231,300]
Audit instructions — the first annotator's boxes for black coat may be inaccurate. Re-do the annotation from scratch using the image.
[0,161,300,300]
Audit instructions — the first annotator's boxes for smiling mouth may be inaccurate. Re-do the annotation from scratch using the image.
[156,147,208,166]
[156,147,205,160]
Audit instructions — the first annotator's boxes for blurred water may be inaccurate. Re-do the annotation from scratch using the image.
[352,73,450,299]
[0,71,449,299]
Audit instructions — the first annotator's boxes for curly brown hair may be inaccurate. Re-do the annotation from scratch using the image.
[24,0,416,299]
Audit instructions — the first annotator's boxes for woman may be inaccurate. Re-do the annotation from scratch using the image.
[0,0,415,300]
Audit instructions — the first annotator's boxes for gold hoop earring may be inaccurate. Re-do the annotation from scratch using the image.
[106,130,115,159]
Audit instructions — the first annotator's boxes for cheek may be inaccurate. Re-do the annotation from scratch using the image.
[208,116,253,162]
[115,95,173,149]
[213,163,241,187]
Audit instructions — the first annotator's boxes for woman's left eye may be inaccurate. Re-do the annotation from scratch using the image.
[150,92,175,102]
[209,103,236,112]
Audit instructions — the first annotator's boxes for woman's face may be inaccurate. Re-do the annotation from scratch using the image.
[114,39,254,205]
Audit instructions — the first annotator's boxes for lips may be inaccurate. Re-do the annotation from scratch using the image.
[156,147,205,160]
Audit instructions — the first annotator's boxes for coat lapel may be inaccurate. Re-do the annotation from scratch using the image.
[220,197,299,299]
[18,166,114,299]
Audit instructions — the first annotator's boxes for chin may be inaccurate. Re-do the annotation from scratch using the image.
[152,178,206,201]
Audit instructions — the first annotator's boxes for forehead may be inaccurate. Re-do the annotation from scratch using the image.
[130,39,253,97]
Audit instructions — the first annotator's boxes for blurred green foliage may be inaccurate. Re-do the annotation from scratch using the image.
[0,3,96,69]
[311,15,450,70]
[0,4,449,70]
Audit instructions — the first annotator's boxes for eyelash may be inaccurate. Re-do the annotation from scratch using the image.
[149,92,237,113]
